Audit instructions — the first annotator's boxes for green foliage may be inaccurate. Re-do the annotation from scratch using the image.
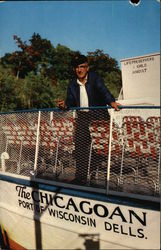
[104,71,122,98]
[0,65,19,111]
[87,49,122,98]
[2,33,54,79]
[52,79,69,105]
[0,33,122,111]
[87,49,120,77]
[22,72,56,109]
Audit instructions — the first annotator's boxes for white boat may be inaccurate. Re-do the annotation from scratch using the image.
[0,53,160,250]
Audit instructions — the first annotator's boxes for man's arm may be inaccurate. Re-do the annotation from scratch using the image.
[65,84,77,108]
[95,74,121,110]
[57,83,77,109]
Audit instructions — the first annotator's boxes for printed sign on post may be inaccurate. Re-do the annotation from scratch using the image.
[120,53,160,105]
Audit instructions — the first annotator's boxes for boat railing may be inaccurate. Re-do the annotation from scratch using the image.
[0,106,160,202]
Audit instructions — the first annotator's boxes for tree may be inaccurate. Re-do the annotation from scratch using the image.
[0,65,20,111]
[87,49,119,76]
[21,72,55,109]
[45,44,78,82]
[1,33,54,79]
[87,49,122,97]
[104,71,122,98]
[0,34,122,111]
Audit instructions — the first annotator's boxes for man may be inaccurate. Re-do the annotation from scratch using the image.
[58,55,120,185]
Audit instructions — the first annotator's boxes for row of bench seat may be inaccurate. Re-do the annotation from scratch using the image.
[0,115,160,196]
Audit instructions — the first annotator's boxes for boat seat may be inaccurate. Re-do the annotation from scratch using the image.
[88,120,122,187]
[2,120,37,174]
[39,117,75,176]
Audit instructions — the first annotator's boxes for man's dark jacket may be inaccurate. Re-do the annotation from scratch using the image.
[65,71,115,108]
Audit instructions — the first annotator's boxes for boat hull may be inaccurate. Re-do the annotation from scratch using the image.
[0,176,160,250]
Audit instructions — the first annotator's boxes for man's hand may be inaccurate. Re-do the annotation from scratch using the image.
[57,98,66,110]
[110,101,121,111]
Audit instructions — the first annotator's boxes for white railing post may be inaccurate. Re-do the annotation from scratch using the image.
[53,137,61,174]
[5,139,8,152]
[87,139,94,184]
[34,111,41,175]
[50,111,53,123]
[106,109,114,194]
[1,152,9,172]
[17,139,23,174]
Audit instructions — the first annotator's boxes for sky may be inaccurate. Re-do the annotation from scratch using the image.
[0,0,160,68]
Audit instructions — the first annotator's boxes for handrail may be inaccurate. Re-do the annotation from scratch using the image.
[0,105,160,115]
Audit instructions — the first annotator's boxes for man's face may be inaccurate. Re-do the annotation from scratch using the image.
[75,63,89,81]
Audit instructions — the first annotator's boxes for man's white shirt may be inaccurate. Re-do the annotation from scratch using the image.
[77,78,89,108]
